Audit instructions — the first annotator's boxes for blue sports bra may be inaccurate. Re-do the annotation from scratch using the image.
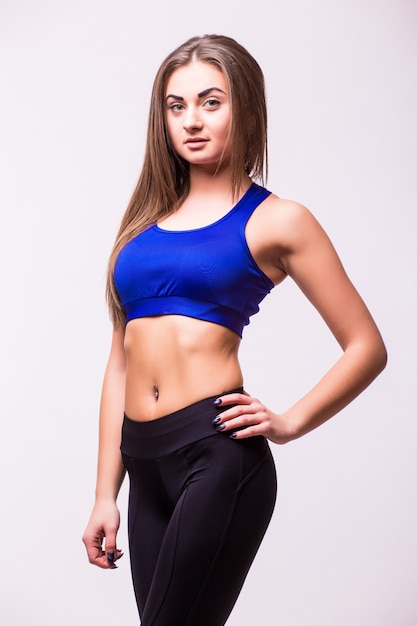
[114,183,275,337]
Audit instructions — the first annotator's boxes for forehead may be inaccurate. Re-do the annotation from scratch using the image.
[166,60,227,96]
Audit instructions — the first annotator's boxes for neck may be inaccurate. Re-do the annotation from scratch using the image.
[188,164,251,200]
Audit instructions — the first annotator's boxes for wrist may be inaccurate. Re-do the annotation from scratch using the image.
[94,466,126,502]
[279,411,303,443]
[94,491,118,505]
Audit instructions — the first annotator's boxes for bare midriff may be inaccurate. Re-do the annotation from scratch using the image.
[123,315,243,421]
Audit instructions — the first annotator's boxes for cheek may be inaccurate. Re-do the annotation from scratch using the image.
[166,117,182,134]
[216,123,231,149]
[215,112,231,138]
[165,119,180,147]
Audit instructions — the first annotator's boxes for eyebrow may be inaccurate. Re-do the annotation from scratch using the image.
[165,87,227,101]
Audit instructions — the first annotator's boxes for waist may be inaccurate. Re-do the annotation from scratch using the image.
[124,372,244,421]
[121,387,244,459]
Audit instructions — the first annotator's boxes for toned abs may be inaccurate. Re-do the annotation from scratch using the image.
[123,315,243,421]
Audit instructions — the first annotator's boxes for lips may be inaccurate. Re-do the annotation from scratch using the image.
[184,137,208,146]
[185,137,208,143]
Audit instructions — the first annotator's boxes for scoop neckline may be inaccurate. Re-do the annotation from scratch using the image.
[153,183,256,234]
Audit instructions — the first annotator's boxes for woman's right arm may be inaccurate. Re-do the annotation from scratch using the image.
[82,325,127,569]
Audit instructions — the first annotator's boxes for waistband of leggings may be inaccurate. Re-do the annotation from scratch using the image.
[120,387,244,460]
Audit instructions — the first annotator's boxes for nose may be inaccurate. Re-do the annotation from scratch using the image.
[183,106,203,131]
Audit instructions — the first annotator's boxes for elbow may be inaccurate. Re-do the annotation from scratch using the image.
[376,341,388,375]
[348,331,388,384]
[368,334,388,380]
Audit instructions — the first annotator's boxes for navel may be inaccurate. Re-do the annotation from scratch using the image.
[153,383,159,401]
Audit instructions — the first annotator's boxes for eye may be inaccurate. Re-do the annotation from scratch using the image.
[168,103,185,112]
[204,98,221,109]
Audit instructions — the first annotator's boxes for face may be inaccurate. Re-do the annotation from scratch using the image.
[165,60,231,171]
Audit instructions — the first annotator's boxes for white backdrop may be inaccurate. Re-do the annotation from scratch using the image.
[1,1,416,624]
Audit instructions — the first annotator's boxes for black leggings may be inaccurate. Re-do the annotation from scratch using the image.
[121,389,277,626]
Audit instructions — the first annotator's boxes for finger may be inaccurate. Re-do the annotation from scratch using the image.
[106,548,124,567]
[230,424,265,440]
[89,548,124,570]
[84,541,111,569]
[114,549,124,562]
[215,411,261,435]
[214,401,258,426]
[83,531,104,564]
[213,392,252,407]
[83,530,123,570]
[105,530,119,568]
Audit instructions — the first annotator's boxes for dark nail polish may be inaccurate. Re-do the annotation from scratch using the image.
[216,423,225,431]
[229,432,237,439]
[213,398,222,406]
[212,416,221,424]
[107,552,115,565]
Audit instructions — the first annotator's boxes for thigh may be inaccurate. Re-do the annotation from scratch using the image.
[123,455,174,615]
[141,434,277,626]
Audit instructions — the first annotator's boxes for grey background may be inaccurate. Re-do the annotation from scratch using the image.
[1,0,416,624]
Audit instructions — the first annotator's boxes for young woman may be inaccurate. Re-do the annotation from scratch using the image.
[82,34,387,625]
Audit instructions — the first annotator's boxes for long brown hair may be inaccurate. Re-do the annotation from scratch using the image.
[107,34,268,326]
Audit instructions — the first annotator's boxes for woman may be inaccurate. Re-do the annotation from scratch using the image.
[82,34,387,625]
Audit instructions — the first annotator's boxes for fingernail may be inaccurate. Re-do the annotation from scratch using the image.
[107,552,115,565]
[213,398,222,406]
[229,432,237,439]
[212,416,221,424]
[216,423,225,431]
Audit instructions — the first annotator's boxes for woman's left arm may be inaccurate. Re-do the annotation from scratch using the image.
[216,200,387,443]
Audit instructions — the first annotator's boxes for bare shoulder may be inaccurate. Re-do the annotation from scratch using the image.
[255,193,327,252]
[265,192,318,224]
[246,192,330,284]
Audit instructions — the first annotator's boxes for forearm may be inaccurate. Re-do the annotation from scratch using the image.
[95,367,126,501]
[285,332,387,439]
